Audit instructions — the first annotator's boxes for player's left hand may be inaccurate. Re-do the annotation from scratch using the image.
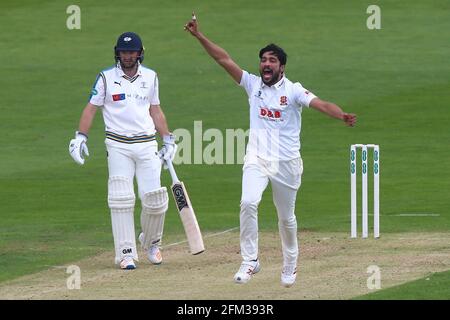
[158,134,177,169]
[343,113,357,127]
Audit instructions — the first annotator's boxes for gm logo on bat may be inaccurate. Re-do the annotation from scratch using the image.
[172,185,188,211]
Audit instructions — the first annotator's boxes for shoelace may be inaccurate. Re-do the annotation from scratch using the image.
[149,246,159,255]
[239,262,257,274]
[282,265,296,275]
[121,257,133,265]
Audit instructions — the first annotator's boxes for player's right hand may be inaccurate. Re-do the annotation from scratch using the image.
[69,131,89,165]
[343,113,357,127]
[184,12,198,36]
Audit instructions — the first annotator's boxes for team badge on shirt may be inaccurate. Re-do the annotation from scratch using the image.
[280,96,288,105]
[112,93,126,101]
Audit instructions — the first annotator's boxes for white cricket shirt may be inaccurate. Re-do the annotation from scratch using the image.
[89,63,160,143]
[240,70,316,161]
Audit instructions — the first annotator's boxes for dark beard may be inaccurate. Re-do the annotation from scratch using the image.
[120,59,138,71]
[260,70,281,86]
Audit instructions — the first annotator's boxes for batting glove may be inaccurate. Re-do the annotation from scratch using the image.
[158,134,177,169]
[69,131,89,165]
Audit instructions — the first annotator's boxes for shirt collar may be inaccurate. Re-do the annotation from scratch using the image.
[260,75,285,90]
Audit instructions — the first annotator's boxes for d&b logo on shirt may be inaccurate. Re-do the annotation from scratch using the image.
[259,107,283,122]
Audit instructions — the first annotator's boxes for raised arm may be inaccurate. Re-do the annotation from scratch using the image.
[309,97,357,127]
[184,13,243,84]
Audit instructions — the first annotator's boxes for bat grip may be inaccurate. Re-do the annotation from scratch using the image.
[165,159,180,183]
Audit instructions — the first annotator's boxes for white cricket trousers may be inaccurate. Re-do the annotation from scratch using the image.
[240,156,303,267]
[105,139,162,263]
[106,139,161,197]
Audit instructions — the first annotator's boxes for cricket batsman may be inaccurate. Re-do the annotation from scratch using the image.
[68,32,177,269]
[185,14,356,287]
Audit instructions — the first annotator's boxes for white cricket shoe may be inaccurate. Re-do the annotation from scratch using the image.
[234,260,261,284]
[138,232,163,265]
[281,265,297,287]
[147,245,162,265]
[119,257,136,270]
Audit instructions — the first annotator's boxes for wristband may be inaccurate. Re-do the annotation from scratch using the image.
[76,131,88,140]
[163,133,175,145]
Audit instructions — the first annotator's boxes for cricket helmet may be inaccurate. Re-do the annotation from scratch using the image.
[114,32,145,62]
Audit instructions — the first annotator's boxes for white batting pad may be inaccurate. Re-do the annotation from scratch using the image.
[108,176,138,264]
[140,187,168,250]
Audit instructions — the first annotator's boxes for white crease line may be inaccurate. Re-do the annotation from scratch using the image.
[398,238,449,240]
[43,227,240,269]
[364,213,440,217]
[393,214,440,217]
[162,227,239,249]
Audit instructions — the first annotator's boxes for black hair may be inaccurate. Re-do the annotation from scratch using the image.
[259,44,287,65]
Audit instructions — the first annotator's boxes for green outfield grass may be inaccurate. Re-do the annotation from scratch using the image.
[0,0,449,298]
[355,270,450,300]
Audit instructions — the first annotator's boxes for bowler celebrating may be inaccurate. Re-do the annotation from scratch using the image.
[185,14,356,287]
[69,32,176,270]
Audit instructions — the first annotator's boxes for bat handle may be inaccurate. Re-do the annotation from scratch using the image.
[165,159,180,183]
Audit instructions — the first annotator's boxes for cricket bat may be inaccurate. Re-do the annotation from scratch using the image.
[166,159,205,255]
